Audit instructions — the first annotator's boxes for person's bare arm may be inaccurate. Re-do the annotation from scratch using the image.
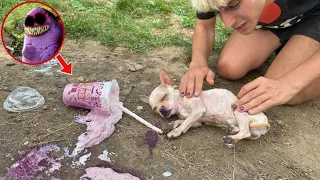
[179,17,217,97]
[235,48,320,114]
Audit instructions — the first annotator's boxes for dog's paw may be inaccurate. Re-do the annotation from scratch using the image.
[221,124,234,133]
[167,128,182,138]
[222,136,236,148]
[168,120,184,129]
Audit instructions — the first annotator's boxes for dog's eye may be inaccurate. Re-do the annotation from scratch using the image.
[161,94,167,101]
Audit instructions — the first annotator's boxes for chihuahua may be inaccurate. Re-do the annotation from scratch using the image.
[140,69,270,147]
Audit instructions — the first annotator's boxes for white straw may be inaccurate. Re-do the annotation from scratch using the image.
[119,105,163,134]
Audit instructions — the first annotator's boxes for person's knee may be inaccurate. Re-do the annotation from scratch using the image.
[216,58,247,80]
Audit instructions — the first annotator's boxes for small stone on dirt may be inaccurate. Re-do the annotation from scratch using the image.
[128,65,136,72]
[23,141,29,145]
[258,160,265,165]
[42,106,48,110]
[137,106,143,110]
[134,64,144,71]
[162,171,172,177]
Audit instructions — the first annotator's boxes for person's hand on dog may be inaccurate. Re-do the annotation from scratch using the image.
[232,77,300,115]
[179,62,215,98]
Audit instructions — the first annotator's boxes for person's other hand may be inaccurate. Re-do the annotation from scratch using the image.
[232,77,300,114]
[179,62,215,98]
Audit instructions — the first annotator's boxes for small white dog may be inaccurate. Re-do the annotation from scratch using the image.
[140,69,270,147]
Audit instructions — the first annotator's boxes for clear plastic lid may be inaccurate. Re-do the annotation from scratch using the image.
[3,87,45,112]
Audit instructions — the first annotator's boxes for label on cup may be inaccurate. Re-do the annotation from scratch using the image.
[63,81,115,110]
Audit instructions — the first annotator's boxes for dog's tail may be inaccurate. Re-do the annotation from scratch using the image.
[249,122,271,130]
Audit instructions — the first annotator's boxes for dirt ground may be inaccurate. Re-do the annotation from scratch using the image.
[0,39,319,180]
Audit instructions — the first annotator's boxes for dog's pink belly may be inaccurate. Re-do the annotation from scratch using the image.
[199,116,227,125]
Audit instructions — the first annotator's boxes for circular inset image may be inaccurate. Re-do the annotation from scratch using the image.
[1,1,65,65]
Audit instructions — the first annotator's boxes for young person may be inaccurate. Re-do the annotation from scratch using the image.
[179,0,320,114]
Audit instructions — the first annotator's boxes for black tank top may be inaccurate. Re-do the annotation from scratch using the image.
[196,0,320,30]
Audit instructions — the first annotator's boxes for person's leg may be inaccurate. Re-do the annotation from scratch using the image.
[217,29,281,80]
[264,35,320,105]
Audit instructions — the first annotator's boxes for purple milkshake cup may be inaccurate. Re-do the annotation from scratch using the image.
[62,80,119,111]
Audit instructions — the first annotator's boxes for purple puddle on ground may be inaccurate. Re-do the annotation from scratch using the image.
[7,145,61,180]
[144,120,162,150]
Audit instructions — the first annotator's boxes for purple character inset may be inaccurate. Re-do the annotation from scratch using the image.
[22,7,63,64]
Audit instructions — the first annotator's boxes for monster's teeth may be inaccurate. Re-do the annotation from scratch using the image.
[44,25,50,31]
[25,25,50,36]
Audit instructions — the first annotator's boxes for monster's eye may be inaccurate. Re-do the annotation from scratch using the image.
[35,13,46,25]
[161,94,167,101]
[25,16,34,26]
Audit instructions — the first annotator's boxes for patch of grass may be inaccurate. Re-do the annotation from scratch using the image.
[0,0,22,20]
[215,17,233,52]
[171,0,196,28]
[115,0,171,18]
[61,0,193,52]
[1,0,231,54]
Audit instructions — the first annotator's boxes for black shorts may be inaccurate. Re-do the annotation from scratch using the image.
[270,8,320,53]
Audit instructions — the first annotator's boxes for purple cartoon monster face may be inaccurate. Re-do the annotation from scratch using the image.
[22,7,63,64]
[24,8,56,36]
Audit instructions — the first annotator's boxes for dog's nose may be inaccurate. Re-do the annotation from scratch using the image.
[160,106,166,113]
[159,106,171,118]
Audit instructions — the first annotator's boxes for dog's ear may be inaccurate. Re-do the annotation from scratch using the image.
[160,69,173,86]
[139,95,149,104]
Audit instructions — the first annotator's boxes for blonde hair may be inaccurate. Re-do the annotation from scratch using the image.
[191,0,229,13]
